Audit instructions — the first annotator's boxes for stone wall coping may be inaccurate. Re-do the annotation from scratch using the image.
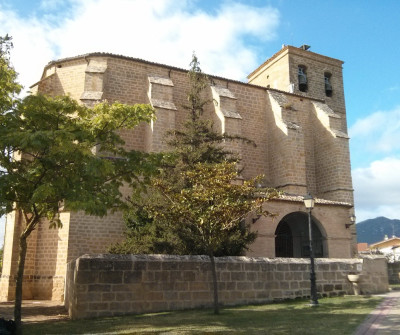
[72,253,366,265]
[85,64,107,73]
[80,91,103,100]
[220,109,242,119]
[359,255,387,260]
[211,85,237,99]
[276,194,353,207]
[148,76,174,86]
[149,99,177,111]
[312,101,341,119]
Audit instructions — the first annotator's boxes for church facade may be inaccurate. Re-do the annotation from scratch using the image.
[0,45,356,301]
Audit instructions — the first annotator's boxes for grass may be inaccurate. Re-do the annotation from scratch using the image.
[23,295,383,335]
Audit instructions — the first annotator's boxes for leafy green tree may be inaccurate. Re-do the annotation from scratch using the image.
[111,173,260,257]
[149,162,277,314]
[0,35,21,113]
[0,35,159,334]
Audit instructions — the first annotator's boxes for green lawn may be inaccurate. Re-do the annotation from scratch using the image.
[24,295,383,335]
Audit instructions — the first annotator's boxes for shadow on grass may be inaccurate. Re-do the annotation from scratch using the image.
[23,296,382,335]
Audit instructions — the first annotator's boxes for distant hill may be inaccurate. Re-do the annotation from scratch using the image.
[356,217,400,244]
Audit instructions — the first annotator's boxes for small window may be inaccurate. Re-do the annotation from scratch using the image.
[324,72,332,97]
[298,65,307,92]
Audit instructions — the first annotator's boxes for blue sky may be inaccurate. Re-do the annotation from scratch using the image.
[1,0,400,246]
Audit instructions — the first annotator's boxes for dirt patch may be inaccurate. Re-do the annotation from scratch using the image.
[0,300,69,324]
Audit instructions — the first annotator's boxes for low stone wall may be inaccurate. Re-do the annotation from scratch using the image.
[388,262,400,284]
[65,254,388,319]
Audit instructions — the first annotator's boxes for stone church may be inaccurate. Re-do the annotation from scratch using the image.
[0,45,356,301]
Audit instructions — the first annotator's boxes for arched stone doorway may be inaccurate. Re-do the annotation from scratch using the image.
[275,212,327,258]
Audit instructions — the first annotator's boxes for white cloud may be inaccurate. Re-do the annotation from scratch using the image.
[0,5,57,92]
[352,157,400,221]
[0,0,280,92]
[350,107,400,153]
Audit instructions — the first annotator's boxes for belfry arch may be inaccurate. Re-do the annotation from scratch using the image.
[275,212,327,258]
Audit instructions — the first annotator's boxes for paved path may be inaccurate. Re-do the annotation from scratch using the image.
[354,290,400,335]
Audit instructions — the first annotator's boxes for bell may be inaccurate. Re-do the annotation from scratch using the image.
[298,72,307,92]
[325,77,332,96]
[298,73,307,85]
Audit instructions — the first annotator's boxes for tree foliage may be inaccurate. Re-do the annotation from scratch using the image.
[0,35,160,334]
[111,171,261,256]
[150,162,277,256]
[0,94,158,220]
[0,35,21,114]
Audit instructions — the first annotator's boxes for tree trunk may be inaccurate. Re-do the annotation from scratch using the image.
[209,254,219,314]
[14,233,28,335]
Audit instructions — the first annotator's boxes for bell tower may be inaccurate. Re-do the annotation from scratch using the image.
[247,44,353,205]
[247,45,346,117]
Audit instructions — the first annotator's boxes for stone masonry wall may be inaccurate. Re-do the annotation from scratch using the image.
[65,254,388,319]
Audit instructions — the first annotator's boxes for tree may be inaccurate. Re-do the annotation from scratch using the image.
[0,36,159,334]
[148,162,277,314]
[0,35,21,114]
